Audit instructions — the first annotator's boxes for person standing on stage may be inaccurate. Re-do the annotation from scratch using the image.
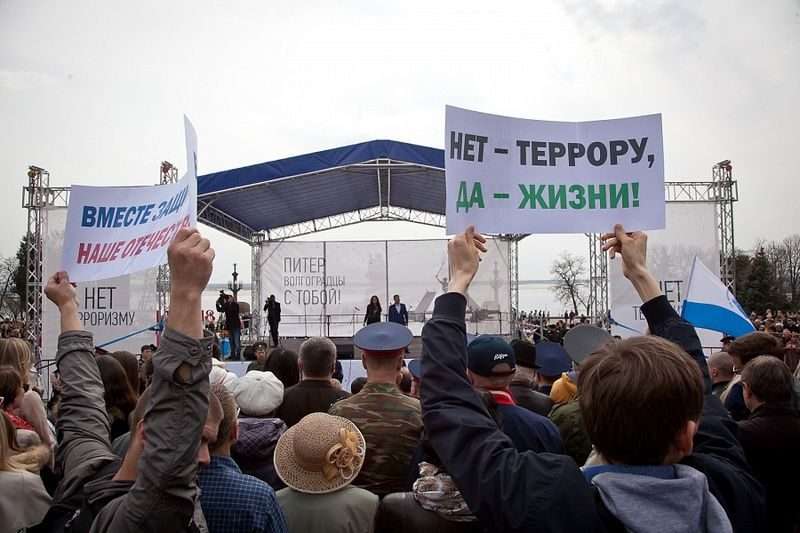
[388,294,408,326]
[363,295,382,326]
[224,294,242,360]
[264,294,282,347]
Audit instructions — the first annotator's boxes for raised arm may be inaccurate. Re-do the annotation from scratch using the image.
[601,226,747,466]
[601,225,710,392]
[420,227,599,533]
[102,228,216,530]
[45,271,117,507]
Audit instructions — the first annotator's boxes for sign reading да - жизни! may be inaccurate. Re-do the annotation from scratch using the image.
[445,106,665,234]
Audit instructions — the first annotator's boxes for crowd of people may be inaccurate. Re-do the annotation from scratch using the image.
[0,319,27,340]
[1,225,799,532]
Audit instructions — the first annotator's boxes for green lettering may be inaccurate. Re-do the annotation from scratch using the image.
[469,182,485,209]
[547,185,567,209]
[569,185,586,209]
[456,181,470,213]
[519,184,533,208]
[610,183,629,208]
[587,184,607,209]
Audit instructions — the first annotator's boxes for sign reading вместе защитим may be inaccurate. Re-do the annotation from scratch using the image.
[60,116,198,283]
[444,106,665,234]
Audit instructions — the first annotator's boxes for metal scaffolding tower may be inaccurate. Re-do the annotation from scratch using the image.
[587,231,609,327]
[713,160,737,290]
[250,231,265,340]
[587,169,739,328]
[500,234,525,336]
[156,161,179,322]
[23,166,69,364]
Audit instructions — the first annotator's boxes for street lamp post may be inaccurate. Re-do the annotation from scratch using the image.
[228,263,241,300]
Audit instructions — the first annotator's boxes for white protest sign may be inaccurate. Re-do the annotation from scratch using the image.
[445,106,665,234]
[42,207,158,358]
[184,115,198,179]
[61,118,198,282]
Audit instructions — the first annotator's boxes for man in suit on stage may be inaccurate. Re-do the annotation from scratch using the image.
[388,294,408,326]
[264,294,282,347]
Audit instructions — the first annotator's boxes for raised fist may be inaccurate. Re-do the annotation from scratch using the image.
[44,271,78,309]
[447,225,487,295]
[168,228,215,299]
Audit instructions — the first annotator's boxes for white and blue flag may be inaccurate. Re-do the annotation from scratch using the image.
[681,257,755,338]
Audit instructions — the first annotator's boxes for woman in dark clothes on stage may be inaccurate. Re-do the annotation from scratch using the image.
[364,295,382,325]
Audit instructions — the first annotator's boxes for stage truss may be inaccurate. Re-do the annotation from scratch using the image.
[23,167,69,364]
[588,167,739,328]
[156,162,180,321]
[23,164,176,364]
[24,160,739,357]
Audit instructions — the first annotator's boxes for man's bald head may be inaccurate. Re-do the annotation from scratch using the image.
[708,352,734,383]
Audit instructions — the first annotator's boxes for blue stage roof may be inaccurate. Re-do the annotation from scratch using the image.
[197,140,446,241]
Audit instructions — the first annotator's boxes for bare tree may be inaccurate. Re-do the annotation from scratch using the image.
[0,256,21,318]
[763,235,800,307]
[550,252,590,316]
[782,235,800,305]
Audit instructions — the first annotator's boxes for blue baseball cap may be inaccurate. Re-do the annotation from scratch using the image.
[467,336,516,377]
[408,358,422,379]
[353,322,413,354]
[534,342,572,377]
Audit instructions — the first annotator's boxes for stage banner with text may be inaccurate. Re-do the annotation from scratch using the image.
[445,106,664,234]
[258,239,511,337]
[609,202,721,348]
[42,207,158,359]
[60,116,198,282]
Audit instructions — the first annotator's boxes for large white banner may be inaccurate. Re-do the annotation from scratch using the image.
[42,208,158,358]
[60,117,198,282]
[258,239,511,337]
[609,202,721,347]
[445,106,665,234]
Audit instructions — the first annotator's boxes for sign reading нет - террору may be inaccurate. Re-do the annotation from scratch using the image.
[444,106,665,234]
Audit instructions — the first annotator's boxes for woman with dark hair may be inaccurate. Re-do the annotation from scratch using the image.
[364,295,382,325]
[111,351,140,398]
[96,355,137,442]
[263,347,300,389]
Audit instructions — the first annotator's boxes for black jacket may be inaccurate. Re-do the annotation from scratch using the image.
[275,380,350,428]
[264,300,281,323]
[738,403,800,533]
[420,293,766,532]
[223,300,241,331]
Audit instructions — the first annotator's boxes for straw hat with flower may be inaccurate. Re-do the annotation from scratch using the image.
[274,412,366,494]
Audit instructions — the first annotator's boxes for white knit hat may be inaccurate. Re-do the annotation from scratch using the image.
[209,366,238,393]
[233,370,284,416]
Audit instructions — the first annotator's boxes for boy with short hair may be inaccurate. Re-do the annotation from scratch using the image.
[420,225,765,532]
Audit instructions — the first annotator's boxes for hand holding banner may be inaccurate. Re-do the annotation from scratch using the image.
[445,106,665,234]
[60,117,198,282]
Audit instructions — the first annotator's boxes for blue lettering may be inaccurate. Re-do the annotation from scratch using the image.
[81,206,97,227]
[140,204,154,223]
[113,208,126,228]
[97,207,114,228]
[124,206,137,226]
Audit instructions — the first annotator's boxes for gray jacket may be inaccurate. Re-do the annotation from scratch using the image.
[53,328,213,532]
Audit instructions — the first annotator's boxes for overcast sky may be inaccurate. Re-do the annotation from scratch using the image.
[1,0,798,285]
